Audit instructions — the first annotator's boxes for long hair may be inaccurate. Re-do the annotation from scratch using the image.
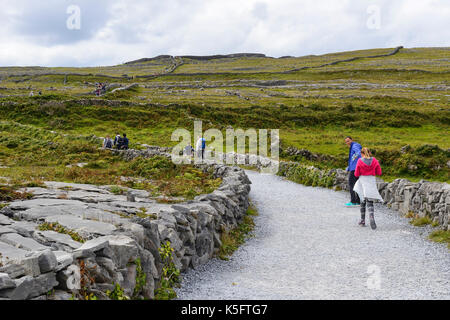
[361,147,372,158]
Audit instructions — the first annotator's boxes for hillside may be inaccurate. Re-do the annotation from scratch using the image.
[0,46,449,182]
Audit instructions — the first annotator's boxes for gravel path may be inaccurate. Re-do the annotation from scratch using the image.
[176,170,450,300]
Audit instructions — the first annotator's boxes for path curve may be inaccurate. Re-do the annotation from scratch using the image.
[176,170,450,300]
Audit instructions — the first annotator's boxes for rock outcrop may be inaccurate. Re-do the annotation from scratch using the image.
[0,150,251,300]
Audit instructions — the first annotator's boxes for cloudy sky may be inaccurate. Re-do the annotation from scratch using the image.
[0,0,449,67]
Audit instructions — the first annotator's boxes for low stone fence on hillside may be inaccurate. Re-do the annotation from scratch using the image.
[0,147,251,300]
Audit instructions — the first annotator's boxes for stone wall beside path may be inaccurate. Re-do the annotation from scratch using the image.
[120,145,449,231]
[2,142,446,300]
[239,153,450,231]
[0,147,251,300]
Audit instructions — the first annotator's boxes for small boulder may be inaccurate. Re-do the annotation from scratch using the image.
[37,250,58,273]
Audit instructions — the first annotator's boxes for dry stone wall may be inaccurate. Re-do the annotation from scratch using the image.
[209,150,449,231]
[0,147,251,300]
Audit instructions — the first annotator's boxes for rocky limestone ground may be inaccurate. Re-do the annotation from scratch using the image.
[176,170,450,300]
[0,181,173,299]
[0,147,448,300]
[0,163,251,300]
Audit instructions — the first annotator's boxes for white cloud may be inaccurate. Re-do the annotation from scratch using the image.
[0,0,448,67]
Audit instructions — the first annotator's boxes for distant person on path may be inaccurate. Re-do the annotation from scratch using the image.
[102,135,113,149]
[196,136,206,160]
[345,136,362,206]
[354,147,383,229]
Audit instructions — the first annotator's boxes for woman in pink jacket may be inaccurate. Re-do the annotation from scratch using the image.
[354,147,383,230]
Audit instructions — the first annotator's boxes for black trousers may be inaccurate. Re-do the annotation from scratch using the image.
[348,170,360,204]
[360,199,374,220]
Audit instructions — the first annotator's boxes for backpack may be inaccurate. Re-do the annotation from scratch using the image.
[117,137,124,147]
[123,137,129,149]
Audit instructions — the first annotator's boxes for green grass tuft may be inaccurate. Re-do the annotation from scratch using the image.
[410,215,432,227]
[428,229,450,249]
[218,203,258,260]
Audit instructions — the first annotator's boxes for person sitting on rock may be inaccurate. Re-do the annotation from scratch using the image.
[102,135,113,149]
[122,133,129,150]
[113,133,121,147]
[117,133,129,150]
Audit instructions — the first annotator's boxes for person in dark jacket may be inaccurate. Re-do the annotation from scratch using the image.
[113,133,121,147]
[345,136,362,206]
[116,133,129,150]
[121,133,129,150]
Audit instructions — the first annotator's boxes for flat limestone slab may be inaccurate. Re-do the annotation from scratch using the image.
[0,233,50,252]
[8,198,87,209]
[44,215,116,236]
[8,199,89,221]
[11,207,70,221]
[0,215,13,226]
[78,207,128,226]
[0,264,26,279]
[34,230,82,249]
[0,242,29,261]
[0,227,16,236]
[10,221,39,237]
[44,181,111,194]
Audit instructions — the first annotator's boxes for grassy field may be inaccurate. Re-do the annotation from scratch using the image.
[0,121,222,201]
[0,46,448,183]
